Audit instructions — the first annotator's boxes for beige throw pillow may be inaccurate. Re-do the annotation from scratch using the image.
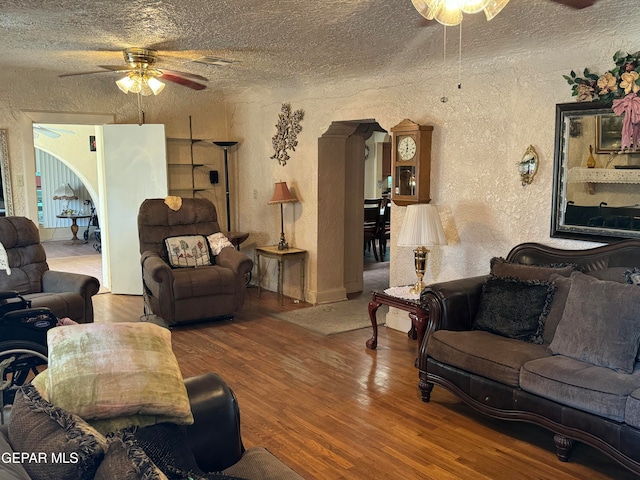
[45,323,193,433]
[207,232,233,255]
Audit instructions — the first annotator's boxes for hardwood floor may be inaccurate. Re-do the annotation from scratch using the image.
[155,290,631,479]
[47,243,633,479]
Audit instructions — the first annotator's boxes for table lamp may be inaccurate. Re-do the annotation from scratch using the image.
[52,183,77,214]
[269,181,297,250]
[397,203,447,294]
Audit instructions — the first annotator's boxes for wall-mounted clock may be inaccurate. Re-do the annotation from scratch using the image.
[397,136,416,161]
[390,119,433,206]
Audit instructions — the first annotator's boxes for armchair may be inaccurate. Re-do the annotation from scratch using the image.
[0,216,99,323]
[137,198,253,325]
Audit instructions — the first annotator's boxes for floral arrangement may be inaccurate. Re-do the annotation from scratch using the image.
[564,51,640,104]
[270,103,304,166]
[565,51,640,151]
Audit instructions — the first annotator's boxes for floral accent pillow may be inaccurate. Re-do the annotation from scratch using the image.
[207,232,233,255]
[164,235,211,268]
[625,267,640,285]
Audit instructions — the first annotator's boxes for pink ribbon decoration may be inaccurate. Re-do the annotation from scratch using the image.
[612,93,640,150]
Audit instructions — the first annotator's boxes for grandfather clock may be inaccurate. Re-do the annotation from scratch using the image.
[390,119,433,206]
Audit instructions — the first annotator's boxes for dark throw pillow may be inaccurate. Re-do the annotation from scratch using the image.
[472,276,556,344]
[490,257,577,282]
[8,384,107,480]
[96,423,247,480]
[548,271,640,373]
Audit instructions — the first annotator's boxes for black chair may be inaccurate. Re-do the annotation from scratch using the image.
[377,199,391,260]
[364,198,383,261]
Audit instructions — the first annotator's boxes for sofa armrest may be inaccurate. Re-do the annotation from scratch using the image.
[420,275,487,332]
[140,251,176,322]
[215,246,254,275]
[42,270,100,297]
[417,275,487,372]
[184,373,244,472]
[141,251,173,296]
[41,270,100,323]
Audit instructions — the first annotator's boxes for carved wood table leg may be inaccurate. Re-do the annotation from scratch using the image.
[407,323,417,340]
[553,434,574,462]
[366,299,381,349]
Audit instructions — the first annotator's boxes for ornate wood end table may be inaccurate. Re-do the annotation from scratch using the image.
[366,286,428,351]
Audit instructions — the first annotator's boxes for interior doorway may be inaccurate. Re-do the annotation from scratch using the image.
[317,119,390,303]
[21,112,114,290]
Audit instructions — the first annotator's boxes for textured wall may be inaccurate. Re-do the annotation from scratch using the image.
[0,13,639,312]
[224,35,640,321]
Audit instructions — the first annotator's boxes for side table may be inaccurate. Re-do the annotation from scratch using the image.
[255,246,306,305]
[366,286,428,351]
[223,231,249,250]
[56,214,92,245]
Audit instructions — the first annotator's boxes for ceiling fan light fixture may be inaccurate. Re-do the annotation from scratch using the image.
[432,3,464,26]
[411,0,436,19]
[116,72,165,96]
[116,74,135,94]
[411,0,509,24]
[461,0,491,14]
[146,76,165,95]
[483,0,510,20]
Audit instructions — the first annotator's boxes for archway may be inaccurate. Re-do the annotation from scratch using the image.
[316,119,388,304]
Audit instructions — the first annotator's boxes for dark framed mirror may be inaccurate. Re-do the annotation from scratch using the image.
[552,102,640,243]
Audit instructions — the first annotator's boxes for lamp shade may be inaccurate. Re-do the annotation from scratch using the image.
[52,183,77,200]
[268,182,297,204]
[397,204,447,247]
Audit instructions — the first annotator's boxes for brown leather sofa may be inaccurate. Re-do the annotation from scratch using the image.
[0,216,99,323]
[0,373,304,479]
[138,198,253,325]
[419,240,640,475]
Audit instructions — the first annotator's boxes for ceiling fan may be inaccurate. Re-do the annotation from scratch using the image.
[59,47,208,94]
[550,0,598,8]
[33,125,76,139]
[413,0,599,25]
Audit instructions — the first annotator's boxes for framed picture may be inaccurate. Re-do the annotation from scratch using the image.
[89,135,96,152]
[595,114,623,153]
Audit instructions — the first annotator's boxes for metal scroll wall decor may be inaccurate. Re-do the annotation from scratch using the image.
[270,103,304,166]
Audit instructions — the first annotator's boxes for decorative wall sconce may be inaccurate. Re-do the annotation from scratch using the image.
[517,145,539,186]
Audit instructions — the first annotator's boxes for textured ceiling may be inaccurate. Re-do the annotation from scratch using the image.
[0,0,632,94]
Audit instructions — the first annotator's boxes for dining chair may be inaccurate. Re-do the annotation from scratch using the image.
[364,198,383,261]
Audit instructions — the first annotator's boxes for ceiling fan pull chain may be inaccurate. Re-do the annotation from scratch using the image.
[441,26,448,103]
[137,93,144,126]
[458,22,462,90]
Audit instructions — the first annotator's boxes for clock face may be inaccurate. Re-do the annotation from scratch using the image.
[397,136,417,161]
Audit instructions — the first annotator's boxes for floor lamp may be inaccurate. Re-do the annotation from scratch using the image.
[213,141,238,232]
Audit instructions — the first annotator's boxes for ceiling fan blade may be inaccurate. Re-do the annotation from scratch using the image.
[33,128,60,138]
[549,0,597,8]
[157,68,208,83]
[58,68,116,78]
[159,72,207,91]
[96,65,137,73]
